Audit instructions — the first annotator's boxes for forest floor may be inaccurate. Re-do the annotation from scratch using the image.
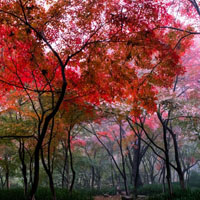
[94,195,148,200]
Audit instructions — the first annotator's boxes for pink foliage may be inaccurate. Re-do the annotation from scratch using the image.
[71,139,86,147]
[145,114,159,130]
[97,131,114,141]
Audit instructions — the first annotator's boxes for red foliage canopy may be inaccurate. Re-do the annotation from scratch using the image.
[0,0,192,115]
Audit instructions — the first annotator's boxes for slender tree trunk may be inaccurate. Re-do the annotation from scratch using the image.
[61,144,69,189]
[68,129,76,193]
[19,140,28,196]
[162,166,166,193]
[179,172,185,190]
[119,125,129,195]
[5,155,10,190]
[28,144,40,200]
[29,123,50,200]
[157,111,172,198]
[91,166,95,189]
[127,148,134,185]
[169,128,185,190]
[142,159,149,184]
[110,159,115,188]
[93,126,127,194]
[49,173,56,200]
[97,172,101,190]
[5,171,9,190]
[186,170,190,188]
[61,143,70,189]
[29,157,33,187]
[41,147,56,200]
[163,123,173,198]
[133,137,142,198]
[61,155,66,188]
[0,174,4,189]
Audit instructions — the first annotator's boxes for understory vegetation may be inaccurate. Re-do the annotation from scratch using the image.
[2,184,200,200]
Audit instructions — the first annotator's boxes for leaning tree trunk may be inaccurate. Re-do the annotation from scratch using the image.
[28,117,58,200]
[41,147,56,200]
[28,75,67,200]
[41,118,57,200]
[157,112,173,198]
[168,127,185,190]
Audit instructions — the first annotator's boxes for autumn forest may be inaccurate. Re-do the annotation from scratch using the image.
[0,0,200,200]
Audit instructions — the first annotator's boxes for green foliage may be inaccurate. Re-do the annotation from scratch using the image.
[0,188,93,200]
[137,184,163,195]
[0,188,24,200]
[188,171,200,188]
[55,189,93,200]
[137,183,188,196]
[148,188,200,200]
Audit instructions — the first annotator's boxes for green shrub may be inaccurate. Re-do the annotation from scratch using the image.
[148,188,200,200]
[88,188,117,196]
[137,184,163,195]
[56,189,93,200]
[0,188,25,200]
[188,171,200,188]
[0,188,93,200]
[137,183,184,196]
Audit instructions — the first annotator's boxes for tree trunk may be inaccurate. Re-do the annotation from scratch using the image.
[157,111,173,198]
[29,157,33,187]
[119,125,129,195]
[163,123,173,197]
[5,171,9,190]
[169,128,185,190]
[28,57,67,200]
[142,159,149,184]
[133,137,143,198]
[5,155,10,190]
[91,166,95,189]
[162,166,166,193]
[49,173,56,200]
[19,140,28,196]
[41,147,56,200]
[68,129,76,193]
[0,174,4,189]
[28,144,40,200]
[110,159,115,187]
[61,143,70,189]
